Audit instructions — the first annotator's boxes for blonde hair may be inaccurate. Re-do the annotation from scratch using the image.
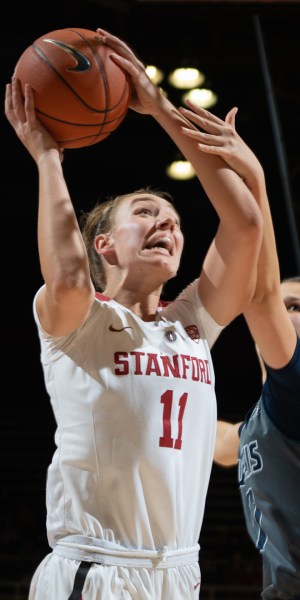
[281,276,300,284]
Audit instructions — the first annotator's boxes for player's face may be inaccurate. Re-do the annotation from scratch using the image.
[109,194,184,281]
[280,280,300,337]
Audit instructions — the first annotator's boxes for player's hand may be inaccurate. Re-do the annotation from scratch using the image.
[5,79,64,164]
[96,28,164,116]
[178,99,264,190]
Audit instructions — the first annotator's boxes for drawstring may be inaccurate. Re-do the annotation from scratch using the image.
[68,561,94,600]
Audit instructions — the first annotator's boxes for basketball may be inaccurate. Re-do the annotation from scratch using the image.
[14,28,131,149]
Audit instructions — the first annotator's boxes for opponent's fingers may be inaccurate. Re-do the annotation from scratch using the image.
[179,106,226,135]
[182,100,239,142]
[196,143,229,157]
[225,107,238,128]
[184,98,227,127]
[181,126,225,147]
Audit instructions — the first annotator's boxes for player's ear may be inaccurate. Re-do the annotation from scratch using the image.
[94,233,115,256]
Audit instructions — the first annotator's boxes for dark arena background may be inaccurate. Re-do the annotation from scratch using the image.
[1,1,300,599]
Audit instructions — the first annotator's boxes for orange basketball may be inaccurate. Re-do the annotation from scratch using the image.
[14,28,131,149]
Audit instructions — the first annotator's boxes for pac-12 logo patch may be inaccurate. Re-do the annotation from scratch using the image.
[185,324,200,343]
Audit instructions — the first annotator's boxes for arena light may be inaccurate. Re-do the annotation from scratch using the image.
[166,159,196,181]
[168,67,205,89]
[182,88,218,109]
[146,65,165,86]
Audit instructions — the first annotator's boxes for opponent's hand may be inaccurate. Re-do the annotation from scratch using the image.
[5,79,63,164]
[96,28,164,116]
[178,99,264,190]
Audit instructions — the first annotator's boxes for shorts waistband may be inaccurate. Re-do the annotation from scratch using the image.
[53,536,200,568]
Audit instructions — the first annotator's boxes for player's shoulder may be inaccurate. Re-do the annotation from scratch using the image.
[266,335,300,380]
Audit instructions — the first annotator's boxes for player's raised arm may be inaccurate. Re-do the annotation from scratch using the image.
[5,80,95,337]
[98,28,263,327]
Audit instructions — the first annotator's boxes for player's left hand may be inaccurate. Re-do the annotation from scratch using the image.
[96,28,164,116]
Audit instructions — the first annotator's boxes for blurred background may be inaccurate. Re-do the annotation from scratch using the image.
[1,1,300,598]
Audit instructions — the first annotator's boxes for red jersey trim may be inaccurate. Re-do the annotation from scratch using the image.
[95,292,170,306]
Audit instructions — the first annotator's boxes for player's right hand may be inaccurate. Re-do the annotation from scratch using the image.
[5,79,63,164]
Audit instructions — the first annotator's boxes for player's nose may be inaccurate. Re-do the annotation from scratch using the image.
[156,214,176,230]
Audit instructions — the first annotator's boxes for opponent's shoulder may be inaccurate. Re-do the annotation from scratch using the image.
[262,338,300,440]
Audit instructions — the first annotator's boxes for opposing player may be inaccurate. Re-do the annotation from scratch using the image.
[187,103,300,598]
[4,28,262,600]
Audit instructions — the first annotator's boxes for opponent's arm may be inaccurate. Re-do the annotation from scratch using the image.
[179,101,297,365]
[214,420,241,467]
[195,106,298,465]
[202,106,298,368]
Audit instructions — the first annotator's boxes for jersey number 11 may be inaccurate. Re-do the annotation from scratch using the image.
[159,390,188,450]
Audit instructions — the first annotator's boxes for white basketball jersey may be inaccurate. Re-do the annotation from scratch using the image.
[33,279,223,555]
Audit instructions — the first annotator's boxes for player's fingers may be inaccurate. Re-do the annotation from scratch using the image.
[97,28,145,70]
[4,83,20,130]
[4,83,13,116]
[11,78,27,122]
[109,53,144,82]
[23,84,37,125]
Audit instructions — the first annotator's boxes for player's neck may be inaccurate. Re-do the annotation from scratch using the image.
[104,286,163,321]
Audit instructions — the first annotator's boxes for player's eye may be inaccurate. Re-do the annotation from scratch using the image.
[286,302,300,312]
[136,207,153,215]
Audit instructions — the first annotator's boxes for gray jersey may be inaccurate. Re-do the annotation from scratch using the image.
[238,338,300,599]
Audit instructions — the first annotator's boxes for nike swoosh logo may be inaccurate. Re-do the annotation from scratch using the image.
[109,325,133,333]
[43,38,91,71]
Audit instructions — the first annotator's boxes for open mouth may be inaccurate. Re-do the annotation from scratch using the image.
[143,236,173,255]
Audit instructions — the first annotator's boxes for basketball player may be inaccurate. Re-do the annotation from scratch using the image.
[215,273,300,599]
[4,28,263,600]
[187,104,300,598]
